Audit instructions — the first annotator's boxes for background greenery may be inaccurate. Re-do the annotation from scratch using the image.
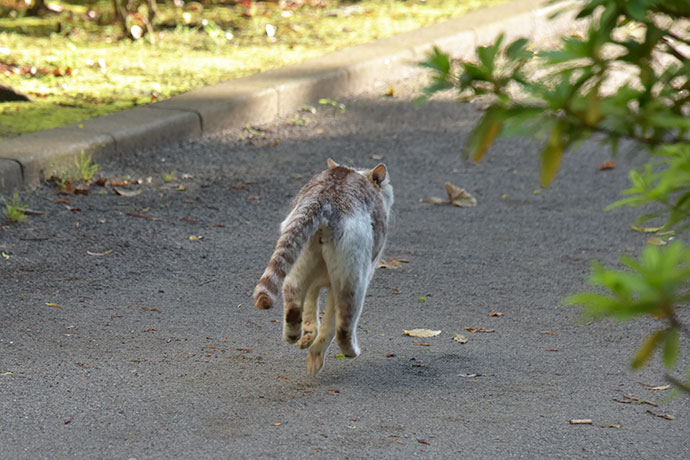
[0,0,504,139]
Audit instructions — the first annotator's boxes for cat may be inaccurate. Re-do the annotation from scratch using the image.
[253,159,394,375]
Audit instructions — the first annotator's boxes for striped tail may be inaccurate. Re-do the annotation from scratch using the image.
[253,202,324,309]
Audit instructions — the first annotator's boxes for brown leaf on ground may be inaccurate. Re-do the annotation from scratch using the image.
[112,186,142,197]
[489,312,504,317]
[403,329,441,338]
[613,395,657,407]
[422,182,477,207]
[465,327,495,333]
[599,160,616,170]
[646,410,674,420]
[452,334,468,344]
[376,257,409,269]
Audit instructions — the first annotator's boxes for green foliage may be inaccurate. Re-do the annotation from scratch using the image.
[318,98,346,114]
[2,191,27,223]
[419,0,690,391]
[75,151,99,182]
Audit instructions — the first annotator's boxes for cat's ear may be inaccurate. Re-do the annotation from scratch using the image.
[327,158,339,169]
[370,164,387,187]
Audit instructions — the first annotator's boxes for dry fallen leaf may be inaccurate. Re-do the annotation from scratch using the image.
[445,182,477,207]
[650,385,671,391]
[86,250,113,257]
[452,333,468,344]
[112,187,142,197]
[599,160,616,170]
[600,424,620,429]
[489,312,504,317]
[413,342,431,346]
[631,224,664,233]
[569,419,593,425]
[376,257,409,269]
[647,410,674,420]
[613,395,657,407]
[648,236,667,246]
[45,303,64,309]
[422,182,477,207]
[540,330,556,336]
[403,329,441,338]
[465,327,495,333]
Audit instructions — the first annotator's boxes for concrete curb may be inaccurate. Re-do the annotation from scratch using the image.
[0,0,580,191]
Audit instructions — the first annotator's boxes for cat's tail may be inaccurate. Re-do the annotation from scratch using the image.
[253,201,324,309]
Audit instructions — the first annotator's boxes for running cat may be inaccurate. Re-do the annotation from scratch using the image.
[253,159,394,375]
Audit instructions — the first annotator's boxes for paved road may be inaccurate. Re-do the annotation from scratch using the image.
[1,72,688,459]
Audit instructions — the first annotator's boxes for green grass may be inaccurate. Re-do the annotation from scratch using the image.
[0,0,506,139]
[2,191,27,222]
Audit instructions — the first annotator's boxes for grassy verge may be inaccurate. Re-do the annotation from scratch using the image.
[0,0,506,140]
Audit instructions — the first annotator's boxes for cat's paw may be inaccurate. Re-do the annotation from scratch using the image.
[306,350,324,376]
[283,328,302,343]
[339,344,360,358]
[299,326,317,349]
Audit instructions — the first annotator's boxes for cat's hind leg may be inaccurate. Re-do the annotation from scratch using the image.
[299,283,321,349]
[334,280,368,358]
[282,238,323,344]
[306,288,336,376]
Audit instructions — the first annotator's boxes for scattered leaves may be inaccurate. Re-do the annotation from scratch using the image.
[403,329,441,338]
[422,182,477,207]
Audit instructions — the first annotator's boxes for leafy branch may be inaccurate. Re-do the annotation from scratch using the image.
[419,0,690,392]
